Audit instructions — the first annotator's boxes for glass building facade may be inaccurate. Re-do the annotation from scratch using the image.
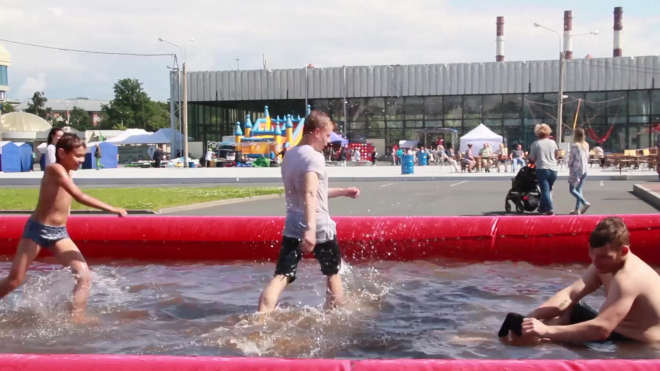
[188,89,660,152]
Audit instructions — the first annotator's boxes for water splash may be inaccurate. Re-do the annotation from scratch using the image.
[203,259,391,358]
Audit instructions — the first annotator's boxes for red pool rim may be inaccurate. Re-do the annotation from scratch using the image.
[0,214,659,370]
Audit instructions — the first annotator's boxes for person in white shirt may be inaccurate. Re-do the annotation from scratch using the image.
[45,128,64,168]
[352,148,361,162]
[568,128,591,215]
[205,148,214,167]
[257,110,360,313]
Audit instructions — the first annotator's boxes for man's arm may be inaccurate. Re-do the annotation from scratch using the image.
[303,171,319,232]
[543,277,635,342]
[328,188,348,198]
[527,265,601,320]
[51,165,124,215]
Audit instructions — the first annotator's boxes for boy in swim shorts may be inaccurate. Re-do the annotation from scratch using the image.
[0,134,127,323]
[499,217,660,343]
[257,110,360,313]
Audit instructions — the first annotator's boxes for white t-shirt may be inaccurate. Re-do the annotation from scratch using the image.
[45,144,57,167]
[281,144,335,242]
[205,150,213,161]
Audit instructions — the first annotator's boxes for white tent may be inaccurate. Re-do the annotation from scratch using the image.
[398,140,419,149]
[114,128,182,146]
[106,129,150,144]
[459,124,503,154]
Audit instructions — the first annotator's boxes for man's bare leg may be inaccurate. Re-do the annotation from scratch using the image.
[326,274,344,308]
[50,239,92,323]
[0,239,41,299]
[258,275,288,313]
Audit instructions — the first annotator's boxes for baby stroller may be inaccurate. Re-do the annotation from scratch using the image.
[505,164,541,214]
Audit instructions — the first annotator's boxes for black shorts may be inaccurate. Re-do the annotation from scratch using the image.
[570,301,631,342]
[274,236,342,283]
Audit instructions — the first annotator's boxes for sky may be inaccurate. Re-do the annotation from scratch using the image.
[1,0,659,102]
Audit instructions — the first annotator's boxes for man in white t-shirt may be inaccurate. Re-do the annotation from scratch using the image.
[205,148,214,167]
[257,110,360,313]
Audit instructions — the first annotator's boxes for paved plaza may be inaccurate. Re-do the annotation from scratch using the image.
[0,165,657,186]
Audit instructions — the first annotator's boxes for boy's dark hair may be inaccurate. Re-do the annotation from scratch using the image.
[55,133,86,163]
[589,217,630,250]
[47,128,64,145]
[303,110,334,135]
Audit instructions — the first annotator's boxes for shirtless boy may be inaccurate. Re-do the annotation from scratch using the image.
[257,110,360,313]
[500,217,660,343]
[0,134,127,322]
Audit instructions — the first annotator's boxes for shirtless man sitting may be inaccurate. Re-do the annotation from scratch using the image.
[499,217,660,343]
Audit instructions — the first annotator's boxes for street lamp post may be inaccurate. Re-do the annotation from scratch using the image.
[159,37,194,167]
[534,23,598,146]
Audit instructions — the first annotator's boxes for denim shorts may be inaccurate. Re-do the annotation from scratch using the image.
[22,218,69,248]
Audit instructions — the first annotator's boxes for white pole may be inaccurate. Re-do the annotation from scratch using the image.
[169,69,176,157]
[557,51,565,146]
[182,62,188,167]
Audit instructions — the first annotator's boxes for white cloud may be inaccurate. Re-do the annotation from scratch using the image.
[18,73,47,98]
[47,7,65,17]
[1,0,659,101]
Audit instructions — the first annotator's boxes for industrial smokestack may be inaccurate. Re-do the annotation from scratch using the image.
[496,16,504,62]
[613,7,623,57]
[563,11,573,59]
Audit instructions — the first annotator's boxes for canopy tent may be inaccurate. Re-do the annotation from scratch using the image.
[330,132,348,146]
[114,128,182,147]
[0,141,21,172]
[106,129,150,144]
[37,142,47,154]
[398,140,419,149]
[84,142,118,170]
[459,124,503,154]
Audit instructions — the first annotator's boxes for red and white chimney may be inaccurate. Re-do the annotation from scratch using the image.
[613,7,623,57]
[563,11,573,59]
[496,16,505,62]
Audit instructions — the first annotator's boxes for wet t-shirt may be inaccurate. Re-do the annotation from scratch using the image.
[282,145,335,243]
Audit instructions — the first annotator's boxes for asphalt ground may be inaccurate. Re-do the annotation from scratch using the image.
[168,180,657,216]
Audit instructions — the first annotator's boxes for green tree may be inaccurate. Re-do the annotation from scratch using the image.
[67,106,94,131]
[25,91,52,121]
[100,78,169,132]
[148,101,171,130]
[0,101,14,114]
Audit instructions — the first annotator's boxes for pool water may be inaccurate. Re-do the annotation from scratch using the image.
[0,258,658,359]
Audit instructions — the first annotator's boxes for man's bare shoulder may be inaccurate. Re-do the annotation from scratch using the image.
[613,254,656,293]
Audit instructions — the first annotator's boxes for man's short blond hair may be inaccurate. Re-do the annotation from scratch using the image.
[303,110,335,135]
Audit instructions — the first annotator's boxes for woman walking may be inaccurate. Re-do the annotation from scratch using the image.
[529,123,559,215]
[568,128,590,214]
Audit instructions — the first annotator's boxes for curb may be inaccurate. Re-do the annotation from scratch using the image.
[157,193,284,214]
[1,174,657,186]
[632,184,660,211]
[0,210,157,215]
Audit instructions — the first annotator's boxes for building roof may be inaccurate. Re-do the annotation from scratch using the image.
[0,44,10,66]
[0,112,52,132]
[180,55,660,102]
[15,98,109,112]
